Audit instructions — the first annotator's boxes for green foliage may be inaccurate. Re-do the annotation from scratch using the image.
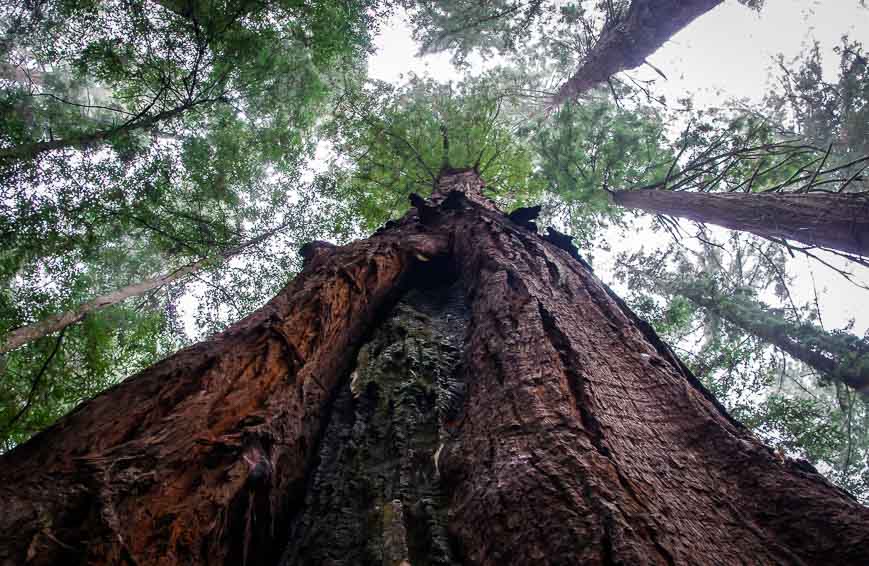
[404,0,765,66]
[0,0,381,448]
[326,73,547,230]
[402,0,658,85]
[325,70,675,246]
[677,277,869,388]
[0,293,182,450]
[652,38,869,198]
[617,234,869,501]
[765,37,869,178]
[740,390,869,500]
[534,94,670,247]
[185,176,362,338]
[402,0,554,64]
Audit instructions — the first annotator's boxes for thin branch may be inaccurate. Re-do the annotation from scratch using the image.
[2,327,67,433]
[30,92,136,117]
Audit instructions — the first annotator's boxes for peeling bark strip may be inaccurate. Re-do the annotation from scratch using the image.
[550,0,723,107]
[3,169,869,564]
[613,188,869,257]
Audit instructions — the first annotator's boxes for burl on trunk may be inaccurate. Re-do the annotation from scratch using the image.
[2,169,868,565]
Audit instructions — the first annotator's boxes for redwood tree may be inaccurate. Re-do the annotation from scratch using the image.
[612,188,869,258]
[2,168,869,565]
[670,278,869,392]
[549,0,723,107]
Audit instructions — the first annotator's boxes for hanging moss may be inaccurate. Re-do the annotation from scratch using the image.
[280,281,468,566]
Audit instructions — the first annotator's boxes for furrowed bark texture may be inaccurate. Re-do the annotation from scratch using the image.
[613,188,869,257]
[0,230,448,565]
[3,169,869,565]
[550,0,722,107]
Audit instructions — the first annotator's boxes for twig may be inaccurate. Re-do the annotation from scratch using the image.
[2,328,67,432]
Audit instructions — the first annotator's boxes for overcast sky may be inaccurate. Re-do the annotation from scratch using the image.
[367,0,869,334]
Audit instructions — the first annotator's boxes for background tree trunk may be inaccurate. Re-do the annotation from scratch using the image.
[613,188,869,257]
[672,280,869,392]
[550,0,723,108]
[0,99,213,161]
[0,222,290,354]
[3,170,869,565]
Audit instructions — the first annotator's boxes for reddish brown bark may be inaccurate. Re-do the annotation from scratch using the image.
[2,169,869,565]
[0,229,448,565]
[550,0,723,108]
[613,188,869,257]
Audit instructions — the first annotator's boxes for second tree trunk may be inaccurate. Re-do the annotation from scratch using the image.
[613,188,869,257]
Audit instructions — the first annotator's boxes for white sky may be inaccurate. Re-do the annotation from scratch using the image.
[367,0,869,334]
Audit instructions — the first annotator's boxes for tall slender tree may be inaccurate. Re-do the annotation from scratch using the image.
[611,188,869,257]
[662,275,869,392]
[0,220,296,355]
[608,41,869,261]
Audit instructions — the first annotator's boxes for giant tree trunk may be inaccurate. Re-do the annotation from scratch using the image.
[3,169,869,565]
[613,188,869,257]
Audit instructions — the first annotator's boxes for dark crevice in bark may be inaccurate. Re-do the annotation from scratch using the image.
[544,227,594,272]
[506,205,541,231]
[599,516,615,566]
[267,259,448,566]
[536,301,610,459]
[1,226,453,564]
[6,169,869,565]
[535,295,685,565]
[278,274,469,566]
